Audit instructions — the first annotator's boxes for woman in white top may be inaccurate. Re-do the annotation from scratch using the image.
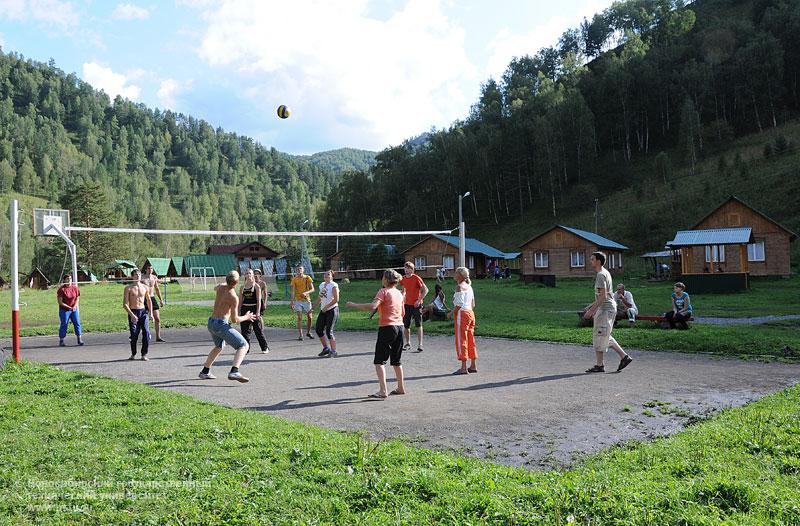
[313,270,340,357]
[447,266,477,374]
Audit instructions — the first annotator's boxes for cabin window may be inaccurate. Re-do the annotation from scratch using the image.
[705,245,726,263]
[534,251,549,268]
[414,256,427,270]
[747,240,765,262]
[442,255,455,270]
[338,260,346,272]
[467,255,475,269]
[609,253,616,269]
[727,213,741,226]
[618,253,623,268]
[570,250,585,268]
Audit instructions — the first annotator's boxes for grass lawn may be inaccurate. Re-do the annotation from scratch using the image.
[1,361,799,524]
[3,276,800,358]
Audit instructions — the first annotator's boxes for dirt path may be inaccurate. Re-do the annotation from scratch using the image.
[9,327,800,469]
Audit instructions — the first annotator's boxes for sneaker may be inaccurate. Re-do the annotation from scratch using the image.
[228,371,250,383]
[402,343,411,351]
[306,332,314,339]
[585,365,605,373]
[318,348,331,357]
[330,350,338,358]
[141,356,149,361]
[261,346,270,354]
[128,354,136,360]
[198,372,216,380]
[298,336,304,342]
[156,338,166,342]
[58,340,65,347]
[617,355,633,372]
[77,341,85,346]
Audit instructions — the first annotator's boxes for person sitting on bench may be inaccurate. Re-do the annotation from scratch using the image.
[665,282,692,329]
[613,283,638,323]
[422,284,449,321]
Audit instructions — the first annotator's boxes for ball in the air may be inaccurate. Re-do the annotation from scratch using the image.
[277,105,291,119]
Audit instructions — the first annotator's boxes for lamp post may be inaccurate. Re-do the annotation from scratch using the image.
[300,219,310,276]
[458,191,471,268]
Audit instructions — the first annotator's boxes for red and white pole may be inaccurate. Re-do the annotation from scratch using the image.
[10,199,20,362]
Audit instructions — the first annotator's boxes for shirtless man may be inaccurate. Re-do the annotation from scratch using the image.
[123,268,153,361]
[198,270,256,383]
[141,264,165,342]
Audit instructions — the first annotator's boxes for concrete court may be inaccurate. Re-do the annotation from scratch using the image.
[11,326,800,468]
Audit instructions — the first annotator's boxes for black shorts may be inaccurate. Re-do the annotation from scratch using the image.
[403,304,422,328]
[145,299,160,311]
[374,325,403,366]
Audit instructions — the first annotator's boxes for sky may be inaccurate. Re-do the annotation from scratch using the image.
[0,0,613,154]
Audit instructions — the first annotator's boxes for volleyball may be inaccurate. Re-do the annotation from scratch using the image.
[277,105,291,119]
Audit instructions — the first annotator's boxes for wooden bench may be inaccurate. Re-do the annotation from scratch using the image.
[577,311,693,327]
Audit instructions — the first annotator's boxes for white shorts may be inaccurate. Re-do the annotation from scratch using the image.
[292,300,312,313]
[592,309,616,352]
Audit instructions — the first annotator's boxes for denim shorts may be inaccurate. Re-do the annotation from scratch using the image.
[207,317,248,350]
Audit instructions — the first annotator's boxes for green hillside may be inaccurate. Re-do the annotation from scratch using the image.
[319,0,800,274]
[293,147,376,175]
[467,121,800,269]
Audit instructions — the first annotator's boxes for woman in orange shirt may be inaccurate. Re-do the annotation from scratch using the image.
[448,267,476,375]
[347,269,407,399]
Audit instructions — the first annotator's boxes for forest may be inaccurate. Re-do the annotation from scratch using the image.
[319,0,800,252]
[1,0,799,278]
[0,48,373,276]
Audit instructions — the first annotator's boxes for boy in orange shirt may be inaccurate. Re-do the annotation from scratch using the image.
[400,261,428,352]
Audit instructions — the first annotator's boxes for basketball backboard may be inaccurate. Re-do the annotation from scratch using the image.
[33,208,70,236]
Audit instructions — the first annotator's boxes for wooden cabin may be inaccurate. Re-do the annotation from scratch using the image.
[689,196,796,278]
[105,260,137,279]
[328,245,401,280]
[25,268,50,290]
[667,227,754,292]
[519,226,628,283]
[400,235,519,280]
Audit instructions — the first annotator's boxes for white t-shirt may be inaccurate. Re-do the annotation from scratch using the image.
[613,290,637,311]
[318,281,339,310]
[594,268,616,311]
[452,284,474,310]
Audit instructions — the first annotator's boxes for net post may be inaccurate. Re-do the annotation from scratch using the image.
[10,200,20,363]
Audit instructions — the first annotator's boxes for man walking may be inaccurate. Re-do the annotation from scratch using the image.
[290,265,315,341]
[400,261,428,353]
[198,270,256,383]
[583,252,632,373]
[142,263,165,342]
[124,269,152,360]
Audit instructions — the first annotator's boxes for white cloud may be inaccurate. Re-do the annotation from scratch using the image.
[157,78,192,110]
[112,3,149,20]
[82,62,141,101]
[0,0,80,32]
[486,0,612,80]
[191,0,476,150]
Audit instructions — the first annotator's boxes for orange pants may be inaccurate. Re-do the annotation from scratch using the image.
[454,308,477,361]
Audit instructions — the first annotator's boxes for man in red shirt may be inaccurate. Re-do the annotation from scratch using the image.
[400,261,428,352]
[56,274,84,347]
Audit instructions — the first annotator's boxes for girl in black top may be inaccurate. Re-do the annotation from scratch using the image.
[239,268,270,354]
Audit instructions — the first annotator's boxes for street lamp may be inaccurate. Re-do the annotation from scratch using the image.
[300,219,310,276]
[458,192,471,268]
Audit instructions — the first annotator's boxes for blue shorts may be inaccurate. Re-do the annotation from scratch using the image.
[207,317,248,350]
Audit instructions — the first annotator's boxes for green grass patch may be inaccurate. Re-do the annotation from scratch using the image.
[4,276,800,357]
[1,362,799,524]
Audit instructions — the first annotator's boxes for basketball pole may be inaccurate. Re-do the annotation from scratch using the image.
[10,199,20,363]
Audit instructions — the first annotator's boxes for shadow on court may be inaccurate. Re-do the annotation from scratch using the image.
[10,325,800,469]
